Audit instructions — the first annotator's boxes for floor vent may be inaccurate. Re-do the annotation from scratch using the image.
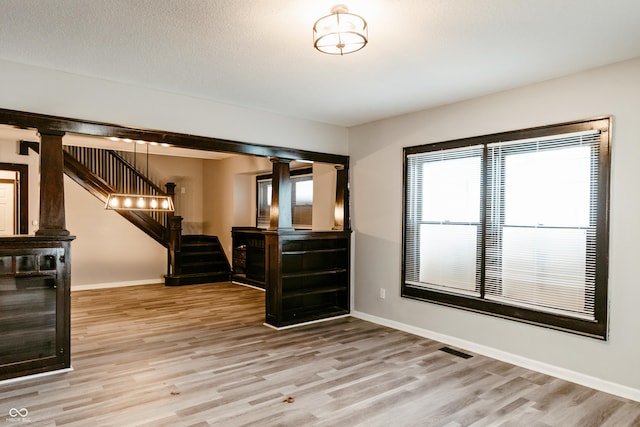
[439,346,473,359]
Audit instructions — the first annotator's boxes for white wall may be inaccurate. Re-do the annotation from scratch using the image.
[203,155,272,257]
[349,57,640,398]
[0,60,348,155]
[64,175,167,288]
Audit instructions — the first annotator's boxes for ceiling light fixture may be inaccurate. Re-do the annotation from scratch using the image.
[313,4,368,55]
[105,139,174,212]
[105,193,174,211]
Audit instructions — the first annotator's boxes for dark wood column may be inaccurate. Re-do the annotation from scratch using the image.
[268,157,293,231]
[36,130,70,236]
[165,182,176,218]
[333,164,349,230]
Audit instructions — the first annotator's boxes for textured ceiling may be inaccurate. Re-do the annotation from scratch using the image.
[2,0,640,127]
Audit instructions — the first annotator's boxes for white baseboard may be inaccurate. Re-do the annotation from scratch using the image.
[351,310,640,403]
[263,314,350,330]
[232,281,266,291]
[0,367,74,386]
[72,279,163,291]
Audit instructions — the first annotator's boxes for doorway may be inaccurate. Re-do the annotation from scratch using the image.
[0,163,28,235]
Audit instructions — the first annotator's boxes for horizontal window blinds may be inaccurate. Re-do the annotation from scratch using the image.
[405,145,483,295]
[484,131,600,319]
[404,130,601,321]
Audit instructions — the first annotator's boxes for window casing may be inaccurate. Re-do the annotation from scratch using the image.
[257,168,313,229]
[402,118,611,339]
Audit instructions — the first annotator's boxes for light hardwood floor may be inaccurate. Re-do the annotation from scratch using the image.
[1,282,639,426]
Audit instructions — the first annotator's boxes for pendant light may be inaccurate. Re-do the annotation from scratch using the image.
[105,140,174,212]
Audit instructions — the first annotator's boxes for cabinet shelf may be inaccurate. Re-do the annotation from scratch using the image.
[282,268,347,279]
[282,285,347,299]
[282,247,347,256]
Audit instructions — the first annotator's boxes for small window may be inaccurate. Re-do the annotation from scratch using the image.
[257,168,313,229]
[402,117,611,339]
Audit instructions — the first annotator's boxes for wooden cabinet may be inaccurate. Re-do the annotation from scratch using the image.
[0,236,73,381]
[232,228,350,327]
[231,228,266,289]
[269,232,350,327]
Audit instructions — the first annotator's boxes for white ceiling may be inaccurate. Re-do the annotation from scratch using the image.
[2,0,640,127]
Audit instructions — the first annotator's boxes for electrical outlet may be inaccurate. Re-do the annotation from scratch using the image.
[379,288,386,299]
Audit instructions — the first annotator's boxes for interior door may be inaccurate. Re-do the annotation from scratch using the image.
[0,179,16,235]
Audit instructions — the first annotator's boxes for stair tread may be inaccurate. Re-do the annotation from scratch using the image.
[182,237,220,242]
[169,272,229,277]
[182,251,221,257]
[182,244,220,250]
[182,261,227,266]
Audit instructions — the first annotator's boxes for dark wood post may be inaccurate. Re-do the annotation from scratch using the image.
[165,182,176,218]
[167,215,183,275]
[36,130,70,236]
[333,164,348,231]
[268,157,293,231]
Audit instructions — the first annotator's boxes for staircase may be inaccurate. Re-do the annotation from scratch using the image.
[22,141,231,286]
[165,235,231,286]
[62,145,169,245]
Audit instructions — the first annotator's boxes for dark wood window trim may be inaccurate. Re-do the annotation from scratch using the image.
[402,117,611,339]
[0,162,29,234]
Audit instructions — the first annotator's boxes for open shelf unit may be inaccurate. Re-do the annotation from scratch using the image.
[266,230,350,327]
[232,228,350,327]
[231,228,266,289]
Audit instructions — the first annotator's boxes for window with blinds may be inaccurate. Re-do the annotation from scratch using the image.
[402,118,611,339]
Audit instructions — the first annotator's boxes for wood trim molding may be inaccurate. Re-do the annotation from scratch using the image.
[0,108,349,165]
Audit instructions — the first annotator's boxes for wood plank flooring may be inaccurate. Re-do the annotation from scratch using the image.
[1,282,639,426]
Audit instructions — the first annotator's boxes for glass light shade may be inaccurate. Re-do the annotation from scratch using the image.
[313,5,368,55]
[105,193,174,212]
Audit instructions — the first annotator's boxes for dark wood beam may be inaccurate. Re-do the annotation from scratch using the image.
[0,108,349,165]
